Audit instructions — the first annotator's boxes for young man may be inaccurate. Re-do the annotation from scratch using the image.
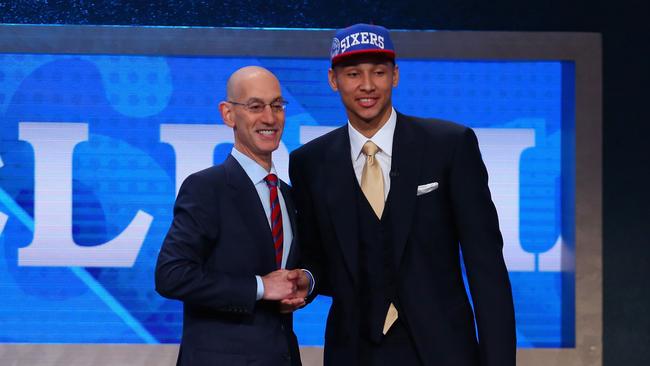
[290,24,516,366]
[156,66,308,366]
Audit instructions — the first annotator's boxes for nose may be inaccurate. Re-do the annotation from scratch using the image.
[260,103,277,123]
[359,72,375,92]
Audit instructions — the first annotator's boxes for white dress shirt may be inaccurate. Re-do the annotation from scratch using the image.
[230,148,293,300]
[348,107,397,200]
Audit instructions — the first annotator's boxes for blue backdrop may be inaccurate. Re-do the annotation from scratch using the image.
[0,53,574,347]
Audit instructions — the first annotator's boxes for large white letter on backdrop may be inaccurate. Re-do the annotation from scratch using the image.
[18,122,152,267]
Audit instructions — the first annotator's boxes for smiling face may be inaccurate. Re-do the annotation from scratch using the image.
[329,56,399,137]
[219,67,285,171]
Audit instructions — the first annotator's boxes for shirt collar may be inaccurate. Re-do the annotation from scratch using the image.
[230,147,277,185]
[348,107,397,161]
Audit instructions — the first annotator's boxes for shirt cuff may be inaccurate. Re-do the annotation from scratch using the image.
[301,269,315,296]
[255,275,264,300]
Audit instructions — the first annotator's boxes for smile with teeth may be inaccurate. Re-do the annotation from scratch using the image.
[257,129,276,136]
[357,97,377,107]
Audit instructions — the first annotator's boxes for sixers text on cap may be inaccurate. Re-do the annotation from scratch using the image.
[330,24,396,66]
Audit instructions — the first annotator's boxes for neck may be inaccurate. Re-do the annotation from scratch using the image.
[350,118,388,138]
[349,107,392,138]
[256,158,272,172]
[234,144,272,172]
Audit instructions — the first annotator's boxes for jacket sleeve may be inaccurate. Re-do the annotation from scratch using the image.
[449,127,517,366]
[154,173,257,314]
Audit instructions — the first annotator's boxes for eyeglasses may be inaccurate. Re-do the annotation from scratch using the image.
[227,99,288,113]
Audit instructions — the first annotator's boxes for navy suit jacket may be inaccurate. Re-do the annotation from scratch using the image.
[156,155,302,366]
[289,112,516,366]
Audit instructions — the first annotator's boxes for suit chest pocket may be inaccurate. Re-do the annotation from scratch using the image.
[414,181,447,224]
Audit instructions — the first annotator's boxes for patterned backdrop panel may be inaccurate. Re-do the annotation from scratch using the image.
[0,54,574,347]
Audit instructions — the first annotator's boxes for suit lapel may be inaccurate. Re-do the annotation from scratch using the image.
[387,113,422,269]
[325,127,360,285]
[279,181,299,269]
[224,155,275,269]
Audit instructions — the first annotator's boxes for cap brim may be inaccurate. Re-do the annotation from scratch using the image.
[331,49,396,66]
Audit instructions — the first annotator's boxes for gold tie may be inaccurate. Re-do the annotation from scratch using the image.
[360,141,398,335]
[360,141,384,218]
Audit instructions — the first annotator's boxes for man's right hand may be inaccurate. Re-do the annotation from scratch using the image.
[261,269,298,300]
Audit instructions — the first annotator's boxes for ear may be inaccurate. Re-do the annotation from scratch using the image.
[392,64,400,88]
[328,68,339,91]
[219,101,235,128]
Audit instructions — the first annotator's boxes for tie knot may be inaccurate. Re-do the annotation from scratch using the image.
[264,173,279,188]
[362,141,380,156]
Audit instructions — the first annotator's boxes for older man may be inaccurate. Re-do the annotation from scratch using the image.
[156,66,307,366]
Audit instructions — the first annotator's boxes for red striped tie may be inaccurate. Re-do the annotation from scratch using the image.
[264,174,283,269]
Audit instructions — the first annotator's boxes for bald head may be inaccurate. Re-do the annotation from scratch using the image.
[219,65,285,172]
[226,66,280,101]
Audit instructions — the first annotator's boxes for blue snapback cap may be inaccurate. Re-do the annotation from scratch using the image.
[330,24,396,66]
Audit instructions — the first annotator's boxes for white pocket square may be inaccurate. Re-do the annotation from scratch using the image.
[416,182,439,196]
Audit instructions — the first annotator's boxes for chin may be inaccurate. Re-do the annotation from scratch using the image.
[358,112,382,124]
[356,106,385,119]
[260,143,280,153]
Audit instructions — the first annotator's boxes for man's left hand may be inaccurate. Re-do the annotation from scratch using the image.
[278,269,310,313]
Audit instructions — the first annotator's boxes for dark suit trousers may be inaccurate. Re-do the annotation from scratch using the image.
[359,319,422,366]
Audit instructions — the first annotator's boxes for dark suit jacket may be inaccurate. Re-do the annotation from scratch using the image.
[156,155,302,366]
[289,112,516,366]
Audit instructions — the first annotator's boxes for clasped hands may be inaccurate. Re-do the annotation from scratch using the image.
[261,269,310,314]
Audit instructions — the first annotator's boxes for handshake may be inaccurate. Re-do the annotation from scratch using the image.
[261,269,311,313]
